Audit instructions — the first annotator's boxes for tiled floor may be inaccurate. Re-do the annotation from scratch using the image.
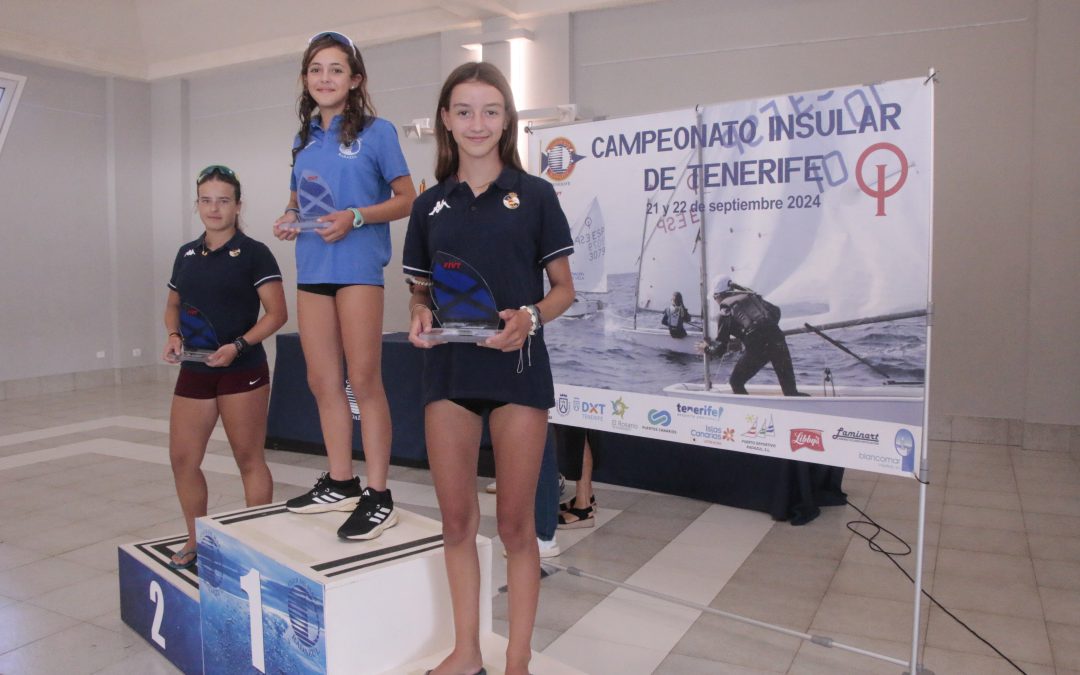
[1,381,1078,673]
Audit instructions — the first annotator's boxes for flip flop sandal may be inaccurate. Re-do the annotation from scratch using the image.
[559,494,596,512]
[167,548,198,570]
[558,503,595,529]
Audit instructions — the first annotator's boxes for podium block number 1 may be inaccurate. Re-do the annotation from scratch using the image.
[149,581,167,649]
[240,568,266,673]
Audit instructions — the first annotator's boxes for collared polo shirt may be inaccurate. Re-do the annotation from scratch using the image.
[168,231,282,372]
[402,166,574,409]
[290,115,411,284]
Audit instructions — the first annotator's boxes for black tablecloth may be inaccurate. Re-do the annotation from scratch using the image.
[266,332,845,523]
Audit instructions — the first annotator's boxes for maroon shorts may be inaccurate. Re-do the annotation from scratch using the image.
[174,362,269,400]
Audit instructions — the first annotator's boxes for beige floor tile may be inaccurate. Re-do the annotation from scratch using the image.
[669,611,800,673]
[727,550,839,600]
[654,652,780,674]
[1028,533,1080,562]
[712,580,822,629]
[1021,493,1080,518]
[1032,558,1080,591]
[936,547,1036,585]
[828,559,928,603]
[0,620,144,674]
[0,542,48,572]
[754,521,852,562]
[939,523,1030,556]
[949,443,1013,466]
[922,646,1055,675]
[1038,586,1080,627]
[809,591,918,641]
[946,470,1017,492]
[942,503,1026,532]
[945,486,1022,511]
[0,601,81,653]
[1025,511,1080,537]
[26,571,120,621]
[1048,620,1080,670]
[925,605,1052,665]
[931,571,1043,619]
[0,556,105,601]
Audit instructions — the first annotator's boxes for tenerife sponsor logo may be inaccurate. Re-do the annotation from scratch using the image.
[642,408,677,435]
[831,426,879,445]
[790,428,825,452]
[739,413,776,453]
[675,402,723,420]
[572,397,605,422]
[557,394,570,416]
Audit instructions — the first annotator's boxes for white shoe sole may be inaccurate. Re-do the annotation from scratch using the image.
[286,496,360,514]
[339,509,399,540]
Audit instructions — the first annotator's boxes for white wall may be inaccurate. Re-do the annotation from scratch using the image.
[1,0,1077,428]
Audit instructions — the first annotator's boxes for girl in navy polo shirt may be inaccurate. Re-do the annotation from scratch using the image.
[403,62,575,675]
[162,166,287,569]
[273,31,415,540]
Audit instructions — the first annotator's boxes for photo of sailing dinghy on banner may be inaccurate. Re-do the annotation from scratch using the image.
[532,77,932,430]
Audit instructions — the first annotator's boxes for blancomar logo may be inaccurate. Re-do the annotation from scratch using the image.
[541,137,585,181]
[287,582,322,655]
[675,402,723,420]
[557,394,570,416]
[647,409,672,427]
[894,428,916,472]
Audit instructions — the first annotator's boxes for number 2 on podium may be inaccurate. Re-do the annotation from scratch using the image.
[240,568,266,673]
[149,581,166,648]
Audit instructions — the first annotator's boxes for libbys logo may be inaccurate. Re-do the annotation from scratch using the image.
[790,428,825,452]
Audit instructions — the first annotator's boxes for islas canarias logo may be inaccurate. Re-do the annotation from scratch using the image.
[541,137,585,181]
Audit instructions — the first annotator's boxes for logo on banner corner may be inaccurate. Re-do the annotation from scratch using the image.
[790,428,825,452]
[894,428,916,472]
[646,409,672,427]
[611,397,629,419]
[557,394,570,416]
[541,137,584,181]
[856,142,908,216]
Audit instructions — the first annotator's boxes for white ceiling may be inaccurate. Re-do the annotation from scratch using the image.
[0,0,651,81]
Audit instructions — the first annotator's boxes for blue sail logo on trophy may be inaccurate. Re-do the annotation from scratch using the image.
[420,251,501,342]
[179,303,221,362]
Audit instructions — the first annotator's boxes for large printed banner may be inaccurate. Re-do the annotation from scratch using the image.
[532,77,933,478]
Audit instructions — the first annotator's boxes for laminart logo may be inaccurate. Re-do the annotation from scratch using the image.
[832,427,879,445]
[541,137,585,181]
[790,428,825,452]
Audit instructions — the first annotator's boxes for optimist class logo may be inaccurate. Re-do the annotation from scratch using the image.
[541,137,585,181]
[856,142,908,216]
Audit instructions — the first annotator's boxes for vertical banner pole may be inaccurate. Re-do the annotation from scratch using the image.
[908,67,937,675]
[695,105,712,391]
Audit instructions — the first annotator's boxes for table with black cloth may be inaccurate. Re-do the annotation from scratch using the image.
[266,332,846,524]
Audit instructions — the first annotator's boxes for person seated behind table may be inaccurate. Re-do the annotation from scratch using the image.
[700,275,803,396]
[660,291,692,338]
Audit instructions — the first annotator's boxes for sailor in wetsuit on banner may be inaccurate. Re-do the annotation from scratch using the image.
[700,275,804,396]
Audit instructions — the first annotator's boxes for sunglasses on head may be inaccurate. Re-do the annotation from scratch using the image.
[197,165,237,182]
[309,31,357,55]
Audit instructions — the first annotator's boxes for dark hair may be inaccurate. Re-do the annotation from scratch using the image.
[292,35,376,166]
[434,62,522,182]
[673,291,684,306]
[196,167,242,231]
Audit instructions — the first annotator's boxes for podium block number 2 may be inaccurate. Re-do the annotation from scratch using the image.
[240,568,266,673]
[149,581,166,649]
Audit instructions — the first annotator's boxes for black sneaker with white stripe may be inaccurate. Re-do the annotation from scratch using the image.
[285,473,361,513]
[337,487,398,540]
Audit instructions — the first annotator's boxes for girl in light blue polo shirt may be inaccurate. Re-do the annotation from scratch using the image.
[273,31,415,541]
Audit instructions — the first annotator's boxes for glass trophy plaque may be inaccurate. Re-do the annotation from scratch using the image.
[179,303,220,363]
[420,251,501,343]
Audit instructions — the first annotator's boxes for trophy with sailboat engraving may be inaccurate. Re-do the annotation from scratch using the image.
[179,303,221,363]
[419,251,502,343]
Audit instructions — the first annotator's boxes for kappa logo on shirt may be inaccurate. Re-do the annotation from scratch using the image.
[184,249,196,257]
[428,199,451,216]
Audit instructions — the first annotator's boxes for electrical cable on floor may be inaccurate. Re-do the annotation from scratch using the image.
[845,499,1028,674]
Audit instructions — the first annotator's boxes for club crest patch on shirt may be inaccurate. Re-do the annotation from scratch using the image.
[503,192,520,209]
[229,248,241,257]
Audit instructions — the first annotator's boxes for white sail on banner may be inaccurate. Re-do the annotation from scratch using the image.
[569,197,607,293]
